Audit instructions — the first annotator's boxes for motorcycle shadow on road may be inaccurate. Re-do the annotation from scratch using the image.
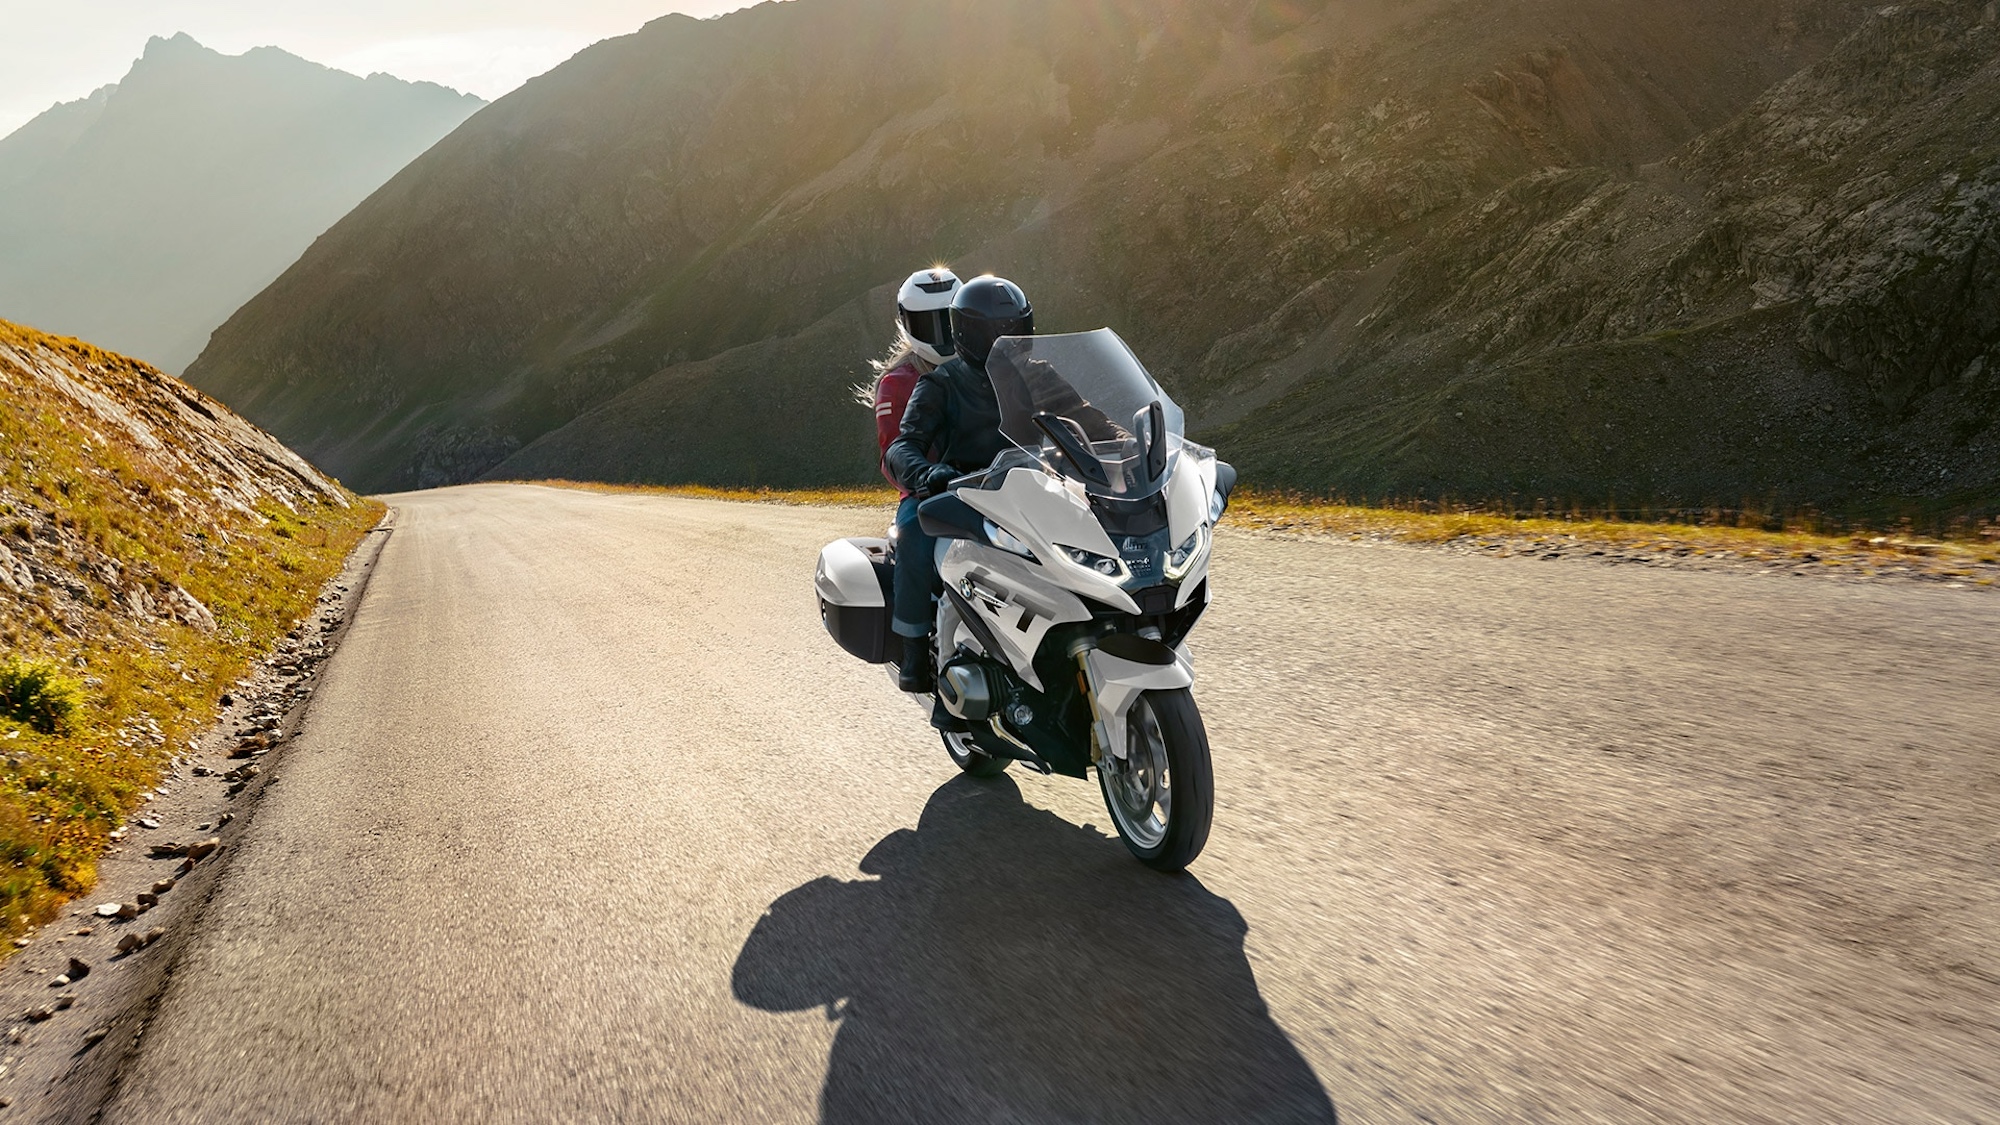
[732,774,1339,1124]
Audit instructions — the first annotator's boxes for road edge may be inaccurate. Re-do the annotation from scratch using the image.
[1,509,397,1124]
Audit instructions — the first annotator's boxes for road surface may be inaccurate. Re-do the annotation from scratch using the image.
[100,484,1999,1122]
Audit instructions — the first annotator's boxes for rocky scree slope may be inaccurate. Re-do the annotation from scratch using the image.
[183,0,1992,519]
[0,32,483,373]
[0,318,378,934]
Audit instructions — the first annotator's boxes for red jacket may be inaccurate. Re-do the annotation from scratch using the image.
[873,360,924,494]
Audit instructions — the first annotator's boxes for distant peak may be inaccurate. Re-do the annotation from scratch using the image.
[133,34,320,78]
[143,31,209,58]
[243,44,318,67]
[640,12,703,31]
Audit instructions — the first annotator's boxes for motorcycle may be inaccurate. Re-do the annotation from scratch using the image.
[815,329,1236,871]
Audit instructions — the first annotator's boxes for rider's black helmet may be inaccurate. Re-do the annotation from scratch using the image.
[949,276,1034,368]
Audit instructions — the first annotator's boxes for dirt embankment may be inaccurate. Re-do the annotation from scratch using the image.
[0,318,380,936]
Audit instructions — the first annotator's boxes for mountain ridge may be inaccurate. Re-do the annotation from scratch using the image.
[183,0,1999,519]
[0,84,113,191]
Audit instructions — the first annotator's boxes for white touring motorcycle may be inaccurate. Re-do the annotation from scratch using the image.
[816,330,1236,871]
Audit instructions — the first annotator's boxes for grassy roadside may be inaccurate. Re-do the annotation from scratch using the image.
[526,479,2000,584]
[1225,496,2000,582]
[524,480,898,508]
[0,323,384,938]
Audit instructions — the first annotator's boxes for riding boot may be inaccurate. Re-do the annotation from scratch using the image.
[896,633,934,693]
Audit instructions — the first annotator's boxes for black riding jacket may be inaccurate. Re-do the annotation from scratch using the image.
[885,356,1008,494]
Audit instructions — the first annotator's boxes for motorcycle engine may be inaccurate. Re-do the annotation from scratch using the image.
[937,657,1006,722]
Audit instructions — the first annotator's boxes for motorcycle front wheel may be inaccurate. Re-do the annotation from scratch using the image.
[1097,688,1213,872]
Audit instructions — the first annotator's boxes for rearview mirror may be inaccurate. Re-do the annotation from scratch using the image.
[1139,401,1167,480]
[1212,460,1238,520]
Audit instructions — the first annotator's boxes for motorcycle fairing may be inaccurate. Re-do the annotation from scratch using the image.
[935,567,1198,771]
[932,593,1094,777]
[1081,637,1195,761]
[937,544,1092,691]
[1162,448,1218,606]
[957,456,1218,616]
[955,466,1140,615]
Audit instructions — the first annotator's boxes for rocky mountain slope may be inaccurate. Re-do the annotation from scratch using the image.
[185,0,1998,519]
[0,317,378,931]
[1208,0,2000,519]
[0,33,483,373]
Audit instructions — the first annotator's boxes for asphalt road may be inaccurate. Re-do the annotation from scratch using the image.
[101,484,1999,1123]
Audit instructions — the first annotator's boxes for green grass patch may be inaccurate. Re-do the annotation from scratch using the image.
[0,657,82,735]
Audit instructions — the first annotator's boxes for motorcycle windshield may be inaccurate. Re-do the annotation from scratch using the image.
[986,329,1186,498]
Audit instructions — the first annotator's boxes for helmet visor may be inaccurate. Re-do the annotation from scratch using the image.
[951,310,1031,367]
[901,307,954,351]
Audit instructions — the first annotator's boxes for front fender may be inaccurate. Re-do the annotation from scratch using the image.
[1080,634,1193,761]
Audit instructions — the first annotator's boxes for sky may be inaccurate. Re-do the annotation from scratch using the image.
[0,0,756,136]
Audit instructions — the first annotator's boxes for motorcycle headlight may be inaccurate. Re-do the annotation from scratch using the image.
[1164,526,1209,581]
[1059,545,1129,580]
[982,519,1035,560]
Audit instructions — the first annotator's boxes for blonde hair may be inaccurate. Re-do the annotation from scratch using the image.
[852,320,938,407]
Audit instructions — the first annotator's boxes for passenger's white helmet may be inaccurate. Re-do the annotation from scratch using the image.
[897,268,962,367]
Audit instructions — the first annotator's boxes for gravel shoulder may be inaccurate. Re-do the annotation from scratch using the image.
[35,483,2000,1122]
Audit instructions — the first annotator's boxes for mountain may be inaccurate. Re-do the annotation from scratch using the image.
[184,0,1999,520]
[0,33,484,374]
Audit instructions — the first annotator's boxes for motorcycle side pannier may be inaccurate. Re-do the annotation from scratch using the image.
[814,537,895,664]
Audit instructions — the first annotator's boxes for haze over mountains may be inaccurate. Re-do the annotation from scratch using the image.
[0,33,483,374]
[186,0,1999,517]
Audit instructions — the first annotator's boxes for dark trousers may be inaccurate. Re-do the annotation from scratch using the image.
[892,494,937,638]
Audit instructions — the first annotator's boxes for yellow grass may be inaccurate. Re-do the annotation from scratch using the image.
[530,480,1998,576]
[526,479,899,509]
[1227,493,1974,553]
[1224,494,2000,577]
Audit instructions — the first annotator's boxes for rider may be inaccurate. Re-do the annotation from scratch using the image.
[884,275,1034,692]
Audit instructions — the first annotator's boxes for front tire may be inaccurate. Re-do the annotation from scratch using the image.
[1097,688,1213,872]
[942,729,1010,777]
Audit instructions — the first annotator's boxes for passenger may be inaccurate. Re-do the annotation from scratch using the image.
[867,269,960,490]
[863,269,957,695]
[884,275,1035,693]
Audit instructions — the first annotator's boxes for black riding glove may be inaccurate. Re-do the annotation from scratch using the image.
[920,464,958,498]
